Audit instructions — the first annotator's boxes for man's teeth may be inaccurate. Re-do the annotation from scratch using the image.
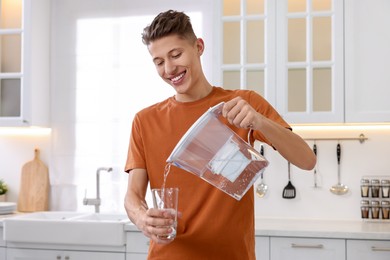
[172,73,184,82]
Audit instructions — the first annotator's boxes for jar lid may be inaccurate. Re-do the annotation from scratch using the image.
[381,200,390,206]
[371,200,380,206]
[361,200,370,205]
[361,179,370,184]
[371,179,380,185]
[381,179,390,185]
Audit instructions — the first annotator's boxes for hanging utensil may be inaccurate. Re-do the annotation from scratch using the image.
[313,143,318,188]
[256,145,268,198]
[282,162,296,199]
[330,143,349,195]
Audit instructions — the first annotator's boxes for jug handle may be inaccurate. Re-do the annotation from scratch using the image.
[209,102,225,116]
[210,102,253,145]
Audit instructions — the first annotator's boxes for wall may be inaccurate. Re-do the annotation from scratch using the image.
[1,127,389,221]
[254,126,390,220]
[0,131,51,203]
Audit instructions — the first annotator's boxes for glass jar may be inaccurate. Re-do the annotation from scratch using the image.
[381,200,390,219]
[381,179,390,198]
[371,179,380,198]
[361,200,370,219]
[371,200,381,219]
[360,178,370,197]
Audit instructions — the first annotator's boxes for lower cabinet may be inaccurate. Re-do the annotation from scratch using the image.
[270,237,345,260]
[126,232,149,259]
[7,248,125,260]
[256,236,270,260]
[0,247,5,260]
[347,240,390,260]
[126,232,271,259]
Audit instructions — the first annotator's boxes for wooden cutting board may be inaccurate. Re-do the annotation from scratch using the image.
[17,148,50,212]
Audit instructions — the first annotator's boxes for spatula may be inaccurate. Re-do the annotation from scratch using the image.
[282,162,296,199]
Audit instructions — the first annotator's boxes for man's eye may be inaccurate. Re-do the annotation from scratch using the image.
[155,60,164,66]
[172,53,181,59]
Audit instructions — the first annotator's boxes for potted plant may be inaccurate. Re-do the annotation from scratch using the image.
[0,179,8,202]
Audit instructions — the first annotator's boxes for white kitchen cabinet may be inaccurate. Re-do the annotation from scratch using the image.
[7,248,125,260]
[270,237,345,260]
[344,0,390,123]
[0,0,50,127]
[0,227,4,260]
[276,0,345,124]
[126,232,149,259]
[0,248,5,260]
[126,232,270,259]
[347,240,390,260]
[218,0,345,124]
[256,236,270,260]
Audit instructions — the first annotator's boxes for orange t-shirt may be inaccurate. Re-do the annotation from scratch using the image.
[125,87,290,260]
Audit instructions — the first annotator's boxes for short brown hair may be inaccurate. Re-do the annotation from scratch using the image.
[142,10,197,45]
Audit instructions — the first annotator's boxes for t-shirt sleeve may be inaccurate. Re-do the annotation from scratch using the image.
[248,90,292,145]
[124,114,147,173]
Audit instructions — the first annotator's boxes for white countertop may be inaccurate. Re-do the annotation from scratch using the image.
[2,214,389,241]
[254,218,390,240]
[125,218,390,240]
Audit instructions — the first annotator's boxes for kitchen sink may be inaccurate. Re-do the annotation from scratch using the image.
[72,213,129,222]
[3,211,131,246]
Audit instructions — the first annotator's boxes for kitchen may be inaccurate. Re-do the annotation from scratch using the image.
[1,0,390,259]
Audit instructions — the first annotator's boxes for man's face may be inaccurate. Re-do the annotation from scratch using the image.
[148,35,203,95]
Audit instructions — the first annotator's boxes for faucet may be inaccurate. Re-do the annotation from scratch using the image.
[83,167,113,213]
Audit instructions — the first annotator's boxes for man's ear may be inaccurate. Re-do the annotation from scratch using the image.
[196,38,205,55]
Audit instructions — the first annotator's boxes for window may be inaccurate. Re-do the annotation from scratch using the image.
[51,0,214,212]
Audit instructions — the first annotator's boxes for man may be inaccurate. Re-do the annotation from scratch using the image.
[124,10,316,259]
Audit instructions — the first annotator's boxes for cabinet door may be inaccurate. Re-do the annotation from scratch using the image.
[7,248,125,260]
[276,0,344,123]
[256,236,270,260]
[0,0,50,127]
[64,251,125,260]
[0,247,5,260]
[7,248,62,260]
[126,232,150,254]
[126,253,147,260]
[344,0,390,123]
[347,240,390,260]
[270,237,345,260]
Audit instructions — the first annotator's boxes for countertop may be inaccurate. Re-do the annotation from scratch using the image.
[2,213,389,240]
[254,218,390,240]
[125,217,390,240]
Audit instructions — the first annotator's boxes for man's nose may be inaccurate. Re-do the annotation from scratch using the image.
[165,60,177,75]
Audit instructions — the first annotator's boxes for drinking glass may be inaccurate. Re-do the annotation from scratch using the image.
[151,187,179,241]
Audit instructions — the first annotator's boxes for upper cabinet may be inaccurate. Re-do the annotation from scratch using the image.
[218,0,277,105]
[217,0,390,124]
[0,0,50,127]
[344,0,390,123]
[276,0,344,124]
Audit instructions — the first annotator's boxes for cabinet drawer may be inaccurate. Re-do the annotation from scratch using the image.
[347,240,390,260]
[270,237,345,260]
[126,232,150,254]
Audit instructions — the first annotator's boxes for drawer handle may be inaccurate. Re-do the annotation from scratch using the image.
[372,246,390,252]
[291,243,324,249]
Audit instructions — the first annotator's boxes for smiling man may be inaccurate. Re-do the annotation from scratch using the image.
[124,10,315,259]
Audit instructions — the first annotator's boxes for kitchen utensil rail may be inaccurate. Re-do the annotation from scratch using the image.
[303,133,367,143]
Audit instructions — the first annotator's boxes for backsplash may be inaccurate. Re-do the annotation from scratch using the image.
[254,127,390,221]
[1,126,390,220]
